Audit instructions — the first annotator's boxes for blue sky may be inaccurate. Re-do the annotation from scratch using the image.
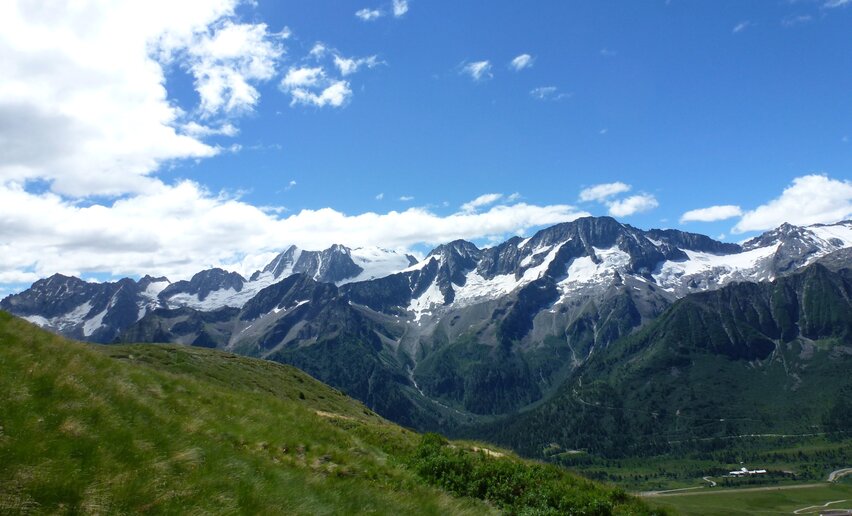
[0,0,851,290]
[178,0,852,232]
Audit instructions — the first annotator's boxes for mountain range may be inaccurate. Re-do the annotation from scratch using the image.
[4,216,852,455]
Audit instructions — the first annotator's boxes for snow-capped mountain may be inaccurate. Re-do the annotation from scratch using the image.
[0,244,416,342]
[347,217,852,321]
[653,221,852,296]
[3,217,851,426]
[6,218,851,346]
[1,274,168,343]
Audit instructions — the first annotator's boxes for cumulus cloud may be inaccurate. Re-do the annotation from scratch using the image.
[399,195,414,201]
[579,182,632,202]
[184,21,284,116]
[392,0,409,17]
[0,2,209,196]
[461,193,503,213]
[288,80,352,108]
[579,182,657,217]
[280,46,379,108]
[510,54,534,71]
[333,54,382,76]
[461,61,493,81]
[732,174,852,233]
[607,194,659,217]
[0,181,588,285]
[680,205,743,223]
[281,67,325,88]
[356,8,383,21]
[0,0,287,198]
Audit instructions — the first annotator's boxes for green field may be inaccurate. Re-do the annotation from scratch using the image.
[0,311,657,514]
[648,482,852,515]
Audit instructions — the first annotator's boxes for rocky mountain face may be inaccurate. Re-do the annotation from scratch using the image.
[0,245,414,342]
[3,217,851,432]
[474,249,852,458]
[0,274,167,343]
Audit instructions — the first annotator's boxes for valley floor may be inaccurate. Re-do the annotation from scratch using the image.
[647,481,852,515]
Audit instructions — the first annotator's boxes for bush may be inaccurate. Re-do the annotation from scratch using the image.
[408,434,663,515]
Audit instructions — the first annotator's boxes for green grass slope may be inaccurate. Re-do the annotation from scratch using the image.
[0,312,656,515]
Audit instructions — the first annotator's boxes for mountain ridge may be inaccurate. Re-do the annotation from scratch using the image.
[4,216,851,436]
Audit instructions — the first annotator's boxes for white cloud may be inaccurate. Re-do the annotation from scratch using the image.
[825,0,851,7]
[281,67,325,88]
[309,43,328,58]
[607,194,659,217]
[184,21,284,116]
[732,174,852,233]
[181,121,239,138]
[732,21,750,33]
[0,181,588,285]
[356,8,383,21]
[392,0,409,17]
[461,193,503,213]
[579,182,658,217]
[510,54,534,71]
[579,182,632,202]
[288,80,352,108]
[0,0,286,197]
[333,54,381,76]
[375,192,384,200]
[461,61,492,81]
[281,47,378,108]
[399,195,414,201]
[680,205,743,223]
[530,86,571,101]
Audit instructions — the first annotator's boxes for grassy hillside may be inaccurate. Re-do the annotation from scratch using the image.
[0,311,656,514]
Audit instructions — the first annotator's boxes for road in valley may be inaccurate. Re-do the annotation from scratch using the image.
[829,468,852,482]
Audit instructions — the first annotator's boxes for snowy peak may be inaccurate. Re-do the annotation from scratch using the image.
[427,239,481,262]
[486,217,667,281]
[425,240,481,286]
[652,220,852,296]
[293,245,362,284]
[259,245,302,279]
[160,268,246,302]
[0,274,156,343]
[2,273,101,318]
[137,275,170,291]
[6,216,852,348]
[743,220,852,272]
